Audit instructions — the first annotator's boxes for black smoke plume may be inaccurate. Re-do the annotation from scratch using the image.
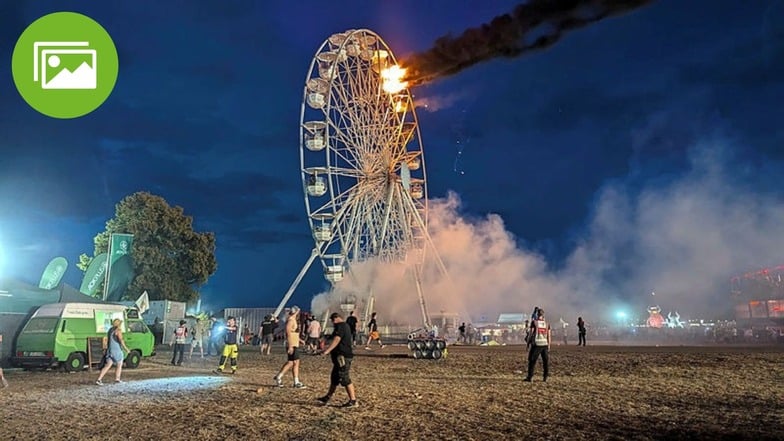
[401,0,656,86]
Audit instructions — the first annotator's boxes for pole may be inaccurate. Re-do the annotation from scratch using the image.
[273,249,319,318]
[102,234,114,301]
[412,267,431,329]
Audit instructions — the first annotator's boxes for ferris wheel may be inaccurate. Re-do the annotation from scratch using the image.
[274,29,446,328]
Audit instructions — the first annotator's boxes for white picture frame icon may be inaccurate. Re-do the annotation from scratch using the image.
[33,41,97,89]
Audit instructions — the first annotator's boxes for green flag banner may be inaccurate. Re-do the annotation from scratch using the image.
[105,233,134,300]
[109,233,134,268]
[79,253,107,296]
[39,256,68,289]
[106,254,134,302]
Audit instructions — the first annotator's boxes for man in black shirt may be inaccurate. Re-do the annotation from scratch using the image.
[260,315,276,355]
[318,312,357,408]
[345,310,358,346]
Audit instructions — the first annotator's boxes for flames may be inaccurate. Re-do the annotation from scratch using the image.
[381,65,408,94]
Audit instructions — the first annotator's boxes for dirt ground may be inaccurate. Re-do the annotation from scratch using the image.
[1,343,783,441]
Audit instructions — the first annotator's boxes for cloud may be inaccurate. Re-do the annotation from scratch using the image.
[309,136,784,326]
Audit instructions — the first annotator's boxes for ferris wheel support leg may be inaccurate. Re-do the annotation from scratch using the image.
[412,268,432,329]
[274,248,319,318]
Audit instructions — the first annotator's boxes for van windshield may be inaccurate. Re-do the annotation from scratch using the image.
[23,318,59,334]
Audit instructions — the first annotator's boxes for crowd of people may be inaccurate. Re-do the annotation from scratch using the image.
[191,307,375,408]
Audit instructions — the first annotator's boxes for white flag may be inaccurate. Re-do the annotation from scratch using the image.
[135,290,150,315]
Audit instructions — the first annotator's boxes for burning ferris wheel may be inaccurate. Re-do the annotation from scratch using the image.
[274,29,446,328]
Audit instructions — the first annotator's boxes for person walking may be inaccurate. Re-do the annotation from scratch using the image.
[365,312,385,350]
[524,308,551,382]
[458,322,466,343]
[170,319,188,366]
[345,311,358,346]
[273,307,305,388]
[96,318,131,385]
[318,312,357,408]
[306,315,322,353]
[577,317,587,346]
[189,319,206,359]
[260,315,276,355]
[213,317,239,374]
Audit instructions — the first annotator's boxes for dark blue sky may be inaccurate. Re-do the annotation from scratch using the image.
[1,1,782,314]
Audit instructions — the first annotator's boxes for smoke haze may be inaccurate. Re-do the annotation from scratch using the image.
[312,138,784,326]
[401,0,655,86]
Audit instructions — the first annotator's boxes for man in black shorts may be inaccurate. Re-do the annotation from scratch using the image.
[319,312,357,408]
[273,306,305,388]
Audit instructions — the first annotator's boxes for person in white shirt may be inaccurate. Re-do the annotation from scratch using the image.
[524,308,551,382]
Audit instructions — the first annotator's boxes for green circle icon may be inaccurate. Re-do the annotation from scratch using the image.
[12,12,118,119]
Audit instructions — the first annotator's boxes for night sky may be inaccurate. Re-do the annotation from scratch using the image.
[1,1,782,319]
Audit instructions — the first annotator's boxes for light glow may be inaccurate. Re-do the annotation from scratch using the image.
[381,65,408,94]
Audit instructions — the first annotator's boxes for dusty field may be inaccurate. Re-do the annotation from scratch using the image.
[1,343,783,441]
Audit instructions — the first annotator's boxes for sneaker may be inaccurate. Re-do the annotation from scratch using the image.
[523,377,532,382]
[381,345,386,349]
[212,369,223,375]
[293,382,306,389]
[365,347,371,350]
[95,380,103,386]
[316,395,331,405]
[273,376,283,387]
[341,400,358,408]
[115,379,124,383]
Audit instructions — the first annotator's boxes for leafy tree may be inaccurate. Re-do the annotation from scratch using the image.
[81,192,217,302]
[76,253,93,272]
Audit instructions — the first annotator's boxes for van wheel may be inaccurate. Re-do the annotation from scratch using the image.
[65,353,85,372]
[125,350,141,369]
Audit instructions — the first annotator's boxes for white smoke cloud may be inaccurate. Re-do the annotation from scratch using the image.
[311,138,784,327]
[414,90,470,113]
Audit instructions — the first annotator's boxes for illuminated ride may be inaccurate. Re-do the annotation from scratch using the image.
[274,29,448,333]
[730,264,784,325]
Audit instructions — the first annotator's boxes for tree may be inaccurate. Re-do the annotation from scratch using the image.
[80,192,217,302]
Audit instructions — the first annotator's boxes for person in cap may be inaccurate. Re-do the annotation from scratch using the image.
[318,312,357,408]
[273,306,305,388]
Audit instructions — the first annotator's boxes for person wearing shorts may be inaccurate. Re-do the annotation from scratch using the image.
[260,315,276,355]
[319,312,357,408]
[365,312,385,350]
[96,319,130,385]
[273,306,305,388]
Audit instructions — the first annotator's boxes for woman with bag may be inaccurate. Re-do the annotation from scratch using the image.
[96,319,131,385]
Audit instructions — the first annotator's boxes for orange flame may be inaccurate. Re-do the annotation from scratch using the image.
[381,65,408,94]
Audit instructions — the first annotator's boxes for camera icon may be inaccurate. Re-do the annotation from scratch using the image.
[33,41,97,89]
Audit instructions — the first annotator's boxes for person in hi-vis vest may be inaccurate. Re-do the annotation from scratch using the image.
[525,308,551,382]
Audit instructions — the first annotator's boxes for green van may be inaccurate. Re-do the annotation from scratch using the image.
[12,302,155,371]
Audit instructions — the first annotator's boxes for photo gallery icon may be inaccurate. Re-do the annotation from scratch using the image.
[33,41,97,89]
